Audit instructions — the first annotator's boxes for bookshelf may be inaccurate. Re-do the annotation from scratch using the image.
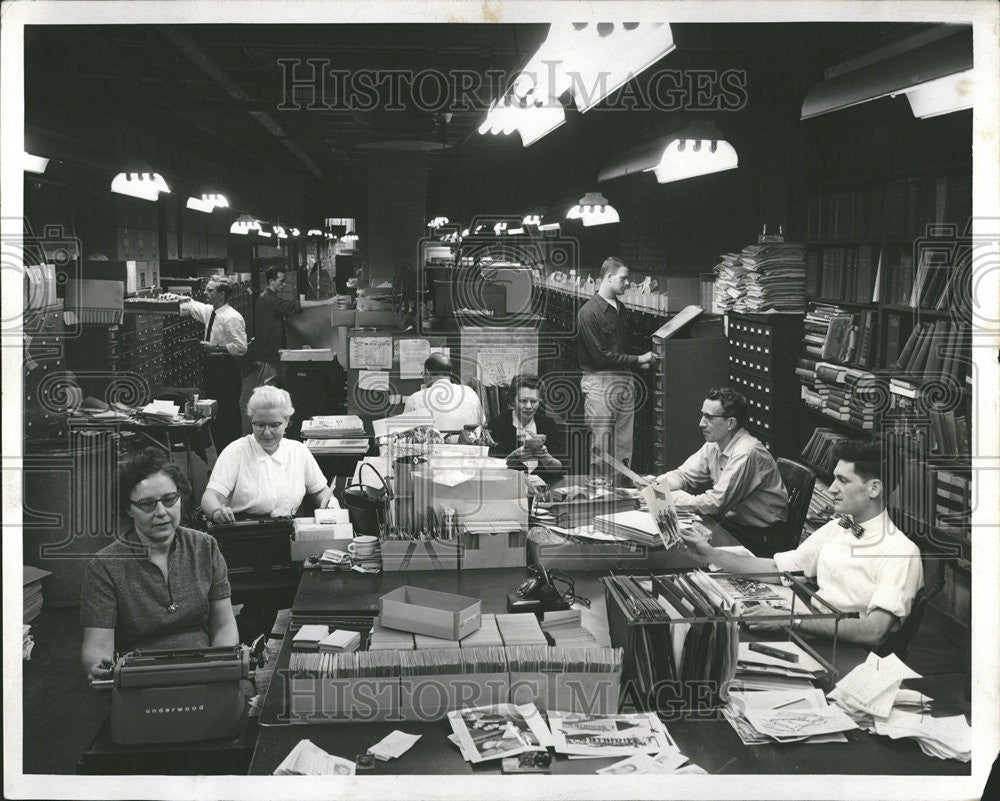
[799,166,972,566]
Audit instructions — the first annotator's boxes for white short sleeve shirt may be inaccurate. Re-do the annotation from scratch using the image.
[206,435,329,517]
[403,378,486,432]
[773,511,924,621]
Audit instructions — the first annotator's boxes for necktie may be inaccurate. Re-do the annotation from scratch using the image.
[837,515,864,538]
[205,309,216,342]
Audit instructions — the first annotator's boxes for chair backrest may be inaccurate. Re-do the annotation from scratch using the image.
[776,457,817,551]
[875,576,943,660]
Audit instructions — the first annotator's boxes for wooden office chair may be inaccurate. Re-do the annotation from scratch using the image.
[874,575,945,660]
[776,457,817,553]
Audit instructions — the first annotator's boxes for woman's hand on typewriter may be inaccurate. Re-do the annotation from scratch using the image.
[87,657,114,687]
[211,506,236,525]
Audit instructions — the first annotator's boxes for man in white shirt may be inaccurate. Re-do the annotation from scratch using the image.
[403,353,485,433]
[180,278,248,449]
[679,439,923,649]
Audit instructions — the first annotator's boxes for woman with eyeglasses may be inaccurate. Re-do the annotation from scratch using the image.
[200,385,334,524]
[486,374,564,484]
[80,448,239,684]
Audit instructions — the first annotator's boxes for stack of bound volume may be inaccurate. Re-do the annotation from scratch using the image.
[734,241,807,313]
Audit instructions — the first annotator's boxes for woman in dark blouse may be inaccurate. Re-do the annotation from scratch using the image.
[486,374,565,485]
[80,448,238,685]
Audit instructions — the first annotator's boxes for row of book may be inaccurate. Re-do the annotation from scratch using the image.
[883,249,967,311]
[713,242,807,313]
[888,457,971,546]
[886,320,969,392]
[798,363,879,430]
[807,175,971,242]
[802,304,876,368]
[805,245,878,304]
[800,427,849,477]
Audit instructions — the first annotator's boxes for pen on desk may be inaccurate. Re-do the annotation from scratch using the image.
[772,696,807,710]
[748,642,799,663]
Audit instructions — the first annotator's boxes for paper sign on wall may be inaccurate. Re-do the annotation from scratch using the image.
[399,339,431,378]
[358,371,390,391]
[350,336,392,369]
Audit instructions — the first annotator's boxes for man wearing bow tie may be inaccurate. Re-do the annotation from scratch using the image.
[680,439,923,648]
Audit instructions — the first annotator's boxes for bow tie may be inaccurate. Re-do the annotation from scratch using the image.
[837,515,865,538]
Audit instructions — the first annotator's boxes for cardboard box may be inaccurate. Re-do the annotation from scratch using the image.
[379,585,481,640]
[280,348,335,361]
[380,539,460,572]
[399,672,509,721]
[460,523,527,570]
[289,519,355,562]
[412,459,528,525]
[508,671,621,715]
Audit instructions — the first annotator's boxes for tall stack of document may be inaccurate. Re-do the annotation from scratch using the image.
[302,415,370,454]
[593,510,661,547]
[736,242,807,313]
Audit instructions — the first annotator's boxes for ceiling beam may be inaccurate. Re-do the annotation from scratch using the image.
[158,25,323,179]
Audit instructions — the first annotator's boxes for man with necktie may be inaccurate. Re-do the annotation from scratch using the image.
[679,439,924,649]
[180,277,248,450]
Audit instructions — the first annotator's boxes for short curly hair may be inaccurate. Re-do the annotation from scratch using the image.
[246,385,295,419]
[706,387,748,429]
[117,447,190,517]
[833,439,882,483]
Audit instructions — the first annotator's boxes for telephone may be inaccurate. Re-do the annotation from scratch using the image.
[507,565,589,613]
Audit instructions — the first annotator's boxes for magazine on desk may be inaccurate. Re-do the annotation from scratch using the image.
[548,711,677,758]
[447,703,553,763]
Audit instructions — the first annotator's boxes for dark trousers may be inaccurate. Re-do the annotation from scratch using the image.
[204,355,242,451]
[723,519,793,559]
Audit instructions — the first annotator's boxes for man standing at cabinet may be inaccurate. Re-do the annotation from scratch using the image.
[575,257,655,480]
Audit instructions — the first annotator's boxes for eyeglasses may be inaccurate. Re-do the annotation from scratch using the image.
[251,420,287,431]
[129,493,181,513]
[700,412,731,421]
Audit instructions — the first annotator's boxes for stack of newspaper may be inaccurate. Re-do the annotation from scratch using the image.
[303,415,370,454]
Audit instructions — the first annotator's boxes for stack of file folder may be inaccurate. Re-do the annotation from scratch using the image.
[593,510,662,547]
[317,629,361,654]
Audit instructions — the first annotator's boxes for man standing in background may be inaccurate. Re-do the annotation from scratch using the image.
[575,257,655,479]
[180,277,247,450]
[253,266,301,386]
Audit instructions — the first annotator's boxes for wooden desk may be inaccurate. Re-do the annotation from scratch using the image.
[248,564,968,777]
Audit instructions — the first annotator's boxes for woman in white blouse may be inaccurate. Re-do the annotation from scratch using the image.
[201,386,334,523]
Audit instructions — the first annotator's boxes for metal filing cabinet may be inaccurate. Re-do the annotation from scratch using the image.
[726,312,803,459]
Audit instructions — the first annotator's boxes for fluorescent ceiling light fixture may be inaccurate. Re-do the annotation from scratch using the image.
[462,228,470,237]
[801,25,972,120]
[508,227,525,236]
[290,228,301,237]
[598,123,738,184]
[230,214,260,235]
[522,214,542,227]
[899,68,974,118]
[538,222,561,232]
[274,226,288,239]
[111,168,170,201]
[23,152,49,174]
[202,193,229,209]
[258,230,273,238]
[478,23,674,147]
[307,229,323,236]
[428,216,449,228]
[186,196,215,213]
[567,191,619,227]
[493,222,508,235]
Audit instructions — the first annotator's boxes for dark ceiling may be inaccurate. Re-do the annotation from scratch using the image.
[24,21,936,218]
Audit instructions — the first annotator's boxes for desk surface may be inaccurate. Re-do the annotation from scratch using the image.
[249,557,968,777]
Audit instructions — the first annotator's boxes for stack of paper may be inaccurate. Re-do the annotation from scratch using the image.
[317,629,361,654]
[23,566,50,623]
[723,688,854,744]
[368,730,422,761]
[873,710,971,762]
[496,613,548,647]
[139,400,180,422]
[372,411,435,439]
[539,609,597,647]
[713,252,745,313]
[369,617,415,651]
[736,242,808,313]
[734,641,827,690]
[830,652,922,719]
[302,415,370,454]
[292,624,330,651]
[459,614,504,648]
[273,739,356,775]
[593,510,662,547]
